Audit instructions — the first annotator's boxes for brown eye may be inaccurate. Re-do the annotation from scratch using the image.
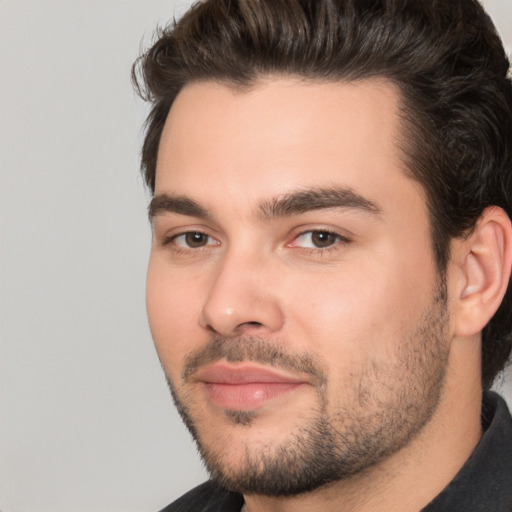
[184,232,209,248]
[310,231,338,248]
[172,231,217,249]
[289,230,348,250]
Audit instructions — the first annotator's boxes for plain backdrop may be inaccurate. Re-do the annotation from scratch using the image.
[0,1,511,511]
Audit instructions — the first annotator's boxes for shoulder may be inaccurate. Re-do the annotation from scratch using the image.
[422,391,512,511]
[158,480,244,512]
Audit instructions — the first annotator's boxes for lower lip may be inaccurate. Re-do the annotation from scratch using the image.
[204,382,304,410]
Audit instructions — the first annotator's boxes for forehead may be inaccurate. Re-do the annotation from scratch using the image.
[154,78,423,218]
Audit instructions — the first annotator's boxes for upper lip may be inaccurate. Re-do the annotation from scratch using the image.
[194,363,306,385]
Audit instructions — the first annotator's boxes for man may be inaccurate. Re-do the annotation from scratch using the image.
[133,0,512,510]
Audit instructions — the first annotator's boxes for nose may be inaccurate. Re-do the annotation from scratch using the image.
[199,251,285,337]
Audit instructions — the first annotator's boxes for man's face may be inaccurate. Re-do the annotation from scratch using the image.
[146,79,452,495]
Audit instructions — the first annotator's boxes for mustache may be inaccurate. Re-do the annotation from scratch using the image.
[181,337,327,387]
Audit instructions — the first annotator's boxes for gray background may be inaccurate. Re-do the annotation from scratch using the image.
[0,1,511,511]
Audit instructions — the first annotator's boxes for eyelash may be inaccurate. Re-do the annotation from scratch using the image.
[161,231,217,252]
[161,229,351,254]
[288,230,350,252]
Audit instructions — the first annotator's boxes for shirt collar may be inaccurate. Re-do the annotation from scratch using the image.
[422,391,512,511]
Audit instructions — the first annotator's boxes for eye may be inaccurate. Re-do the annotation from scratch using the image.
[290,230,346,249]
[172,231,218,249]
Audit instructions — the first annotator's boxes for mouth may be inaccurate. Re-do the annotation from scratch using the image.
[194,363,307,411]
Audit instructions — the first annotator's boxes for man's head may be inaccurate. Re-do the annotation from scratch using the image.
[134,0,512,499]
[135,0,512,389]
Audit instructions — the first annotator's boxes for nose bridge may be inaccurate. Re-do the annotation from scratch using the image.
[200,244,284,336]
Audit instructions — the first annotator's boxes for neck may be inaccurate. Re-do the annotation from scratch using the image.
[243,339,483,512]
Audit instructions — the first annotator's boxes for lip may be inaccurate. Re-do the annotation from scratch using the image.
[195,363,307,410]
[195,363,305,384]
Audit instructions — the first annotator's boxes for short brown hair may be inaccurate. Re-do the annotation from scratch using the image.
[133,0,512,388]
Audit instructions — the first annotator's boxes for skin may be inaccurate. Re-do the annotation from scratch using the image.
[147,78,488,511]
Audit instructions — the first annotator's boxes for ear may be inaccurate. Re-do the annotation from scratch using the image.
[452,207,512,338]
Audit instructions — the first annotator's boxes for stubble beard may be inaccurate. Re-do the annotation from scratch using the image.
[165,282,450,497]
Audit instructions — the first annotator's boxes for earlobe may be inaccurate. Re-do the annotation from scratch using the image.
[453,207,512,338]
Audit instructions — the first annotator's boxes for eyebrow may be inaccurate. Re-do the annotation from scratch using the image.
[148,186,382,223]
[148,194,211,221]
[257,186,382,221]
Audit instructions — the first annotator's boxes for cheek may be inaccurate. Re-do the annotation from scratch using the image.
[146,256,205,376]
[288,252,435,360]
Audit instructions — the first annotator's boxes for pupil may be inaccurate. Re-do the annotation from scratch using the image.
[312,231,335,248]
[186,232,206,247]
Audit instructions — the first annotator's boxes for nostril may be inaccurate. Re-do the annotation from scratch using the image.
[205,324,219,334]
[240,321,263,328]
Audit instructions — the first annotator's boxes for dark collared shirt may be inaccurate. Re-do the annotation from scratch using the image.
[422,391,512,511]
[161,391,512,512]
